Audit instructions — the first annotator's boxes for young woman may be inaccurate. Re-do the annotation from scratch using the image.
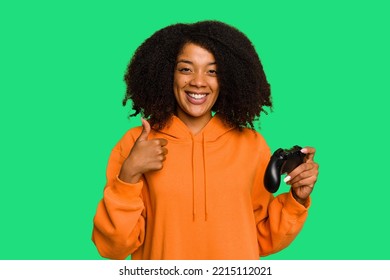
[92,20,319,260]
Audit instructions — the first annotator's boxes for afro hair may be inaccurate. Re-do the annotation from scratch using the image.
[123,20,272,130]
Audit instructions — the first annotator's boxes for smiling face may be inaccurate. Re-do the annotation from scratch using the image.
[173,43,220,130]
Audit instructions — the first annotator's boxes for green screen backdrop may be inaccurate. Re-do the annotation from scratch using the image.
[1,0,389,260]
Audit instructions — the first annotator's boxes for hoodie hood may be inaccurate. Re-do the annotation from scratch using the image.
[157,114,234,142]
[155,114,234,221]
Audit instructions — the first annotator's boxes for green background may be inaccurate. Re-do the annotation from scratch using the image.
[1,0,389,260]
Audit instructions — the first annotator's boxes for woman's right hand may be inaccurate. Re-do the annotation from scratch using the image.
[118,118,168,183]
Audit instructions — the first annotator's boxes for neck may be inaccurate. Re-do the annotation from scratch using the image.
[176,112,213,135]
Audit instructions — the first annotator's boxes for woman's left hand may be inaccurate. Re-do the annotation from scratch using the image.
[284,147,319,205]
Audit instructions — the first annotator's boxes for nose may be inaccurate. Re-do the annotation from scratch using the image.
[189,72,207,87]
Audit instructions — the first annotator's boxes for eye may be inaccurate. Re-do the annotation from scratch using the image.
[178,67,192,73]
[208,69,218,76]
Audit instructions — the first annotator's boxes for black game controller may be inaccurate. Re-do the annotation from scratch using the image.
[264,145,306,193]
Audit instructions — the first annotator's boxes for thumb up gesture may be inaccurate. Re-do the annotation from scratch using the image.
[119,119,168,183]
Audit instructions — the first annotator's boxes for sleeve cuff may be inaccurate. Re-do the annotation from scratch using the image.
[116,175,143,187]
[289,189,311,209]
[103,176,144,202]
[277,191,311,218]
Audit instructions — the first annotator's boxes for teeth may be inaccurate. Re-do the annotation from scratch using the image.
[188,93,206,100]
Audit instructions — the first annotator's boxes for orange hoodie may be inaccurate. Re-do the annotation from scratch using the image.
[92,115,310,260]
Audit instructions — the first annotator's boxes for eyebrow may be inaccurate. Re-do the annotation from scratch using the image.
[176,59,217,66]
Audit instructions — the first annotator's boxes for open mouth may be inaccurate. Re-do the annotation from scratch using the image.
[186,91,208,104]
[188,92,206,99]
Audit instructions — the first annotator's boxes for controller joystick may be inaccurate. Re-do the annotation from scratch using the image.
[264,145,306,193]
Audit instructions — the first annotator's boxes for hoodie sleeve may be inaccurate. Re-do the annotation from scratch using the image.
[252,137,310,257]
[92,129,146,259]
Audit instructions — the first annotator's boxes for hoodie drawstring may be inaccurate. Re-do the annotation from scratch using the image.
[191,135,196,221]
[202,134,208,221]
[157,115,232,223]
[191,133,208,222]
